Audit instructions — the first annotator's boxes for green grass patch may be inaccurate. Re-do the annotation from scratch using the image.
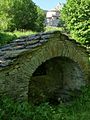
[0,31,37,46]
[12,30,37,38]
[0,86,90,120]
[45,26,64,32]
[0,27,64,47]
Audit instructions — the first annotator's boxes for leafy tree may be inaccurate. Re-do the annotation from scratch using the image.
[35,7,45,32]
[10,0,38,31]
[0,0,13,31]
[0,0,45,32]
[61,0,90,45]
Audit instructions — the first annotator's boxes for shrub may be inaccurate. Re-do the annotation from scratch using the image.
[0,32,17,46]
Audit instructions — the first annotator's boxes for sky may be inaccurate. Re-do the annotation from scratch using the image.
[32,0,66,10]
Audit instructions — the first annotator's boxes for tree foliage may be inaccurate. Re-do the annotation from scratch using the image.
[10,0,37,31]
[0,0,12,31]
[0,0,45,32]
[61,0,90,45]
[35,7,45,32]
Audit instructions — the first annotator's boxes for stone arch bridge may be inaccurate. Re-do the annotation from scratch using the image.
[0,31,90,104]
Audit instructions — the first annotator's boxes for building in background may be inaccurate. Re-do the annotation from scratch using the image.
[45,3,63,27]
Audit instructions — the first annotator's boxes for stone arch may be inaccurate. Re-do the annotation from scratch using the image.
[29,56,85,104]
[0,32,89,102]
[20,36,89,102]
[23,38,89,81]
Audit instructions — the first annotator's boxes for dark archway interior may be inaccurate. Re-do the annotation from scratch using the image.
[28,57,84,105]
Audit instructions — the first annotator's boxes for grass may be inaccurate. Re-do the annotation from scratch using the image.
[0,30,37,46]
[12,30,37,38]
[0,27,63,47]
[0,86,90,120]
[45,26,64,32]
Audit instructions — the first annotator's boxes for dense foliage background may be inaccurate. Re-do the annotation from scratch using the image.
[0,0,45,32]
[61,0,90,45]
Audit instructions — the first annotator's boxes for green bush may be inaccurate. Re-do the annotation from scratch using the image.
[0,32,17,46]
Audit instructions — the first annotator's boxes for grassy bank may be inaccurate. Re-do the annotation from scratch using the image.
[0,31,37,46]
[0,86,90,120]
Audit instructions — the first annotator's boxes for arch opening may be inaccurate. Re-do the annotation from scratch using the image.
[28,56,84,105]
